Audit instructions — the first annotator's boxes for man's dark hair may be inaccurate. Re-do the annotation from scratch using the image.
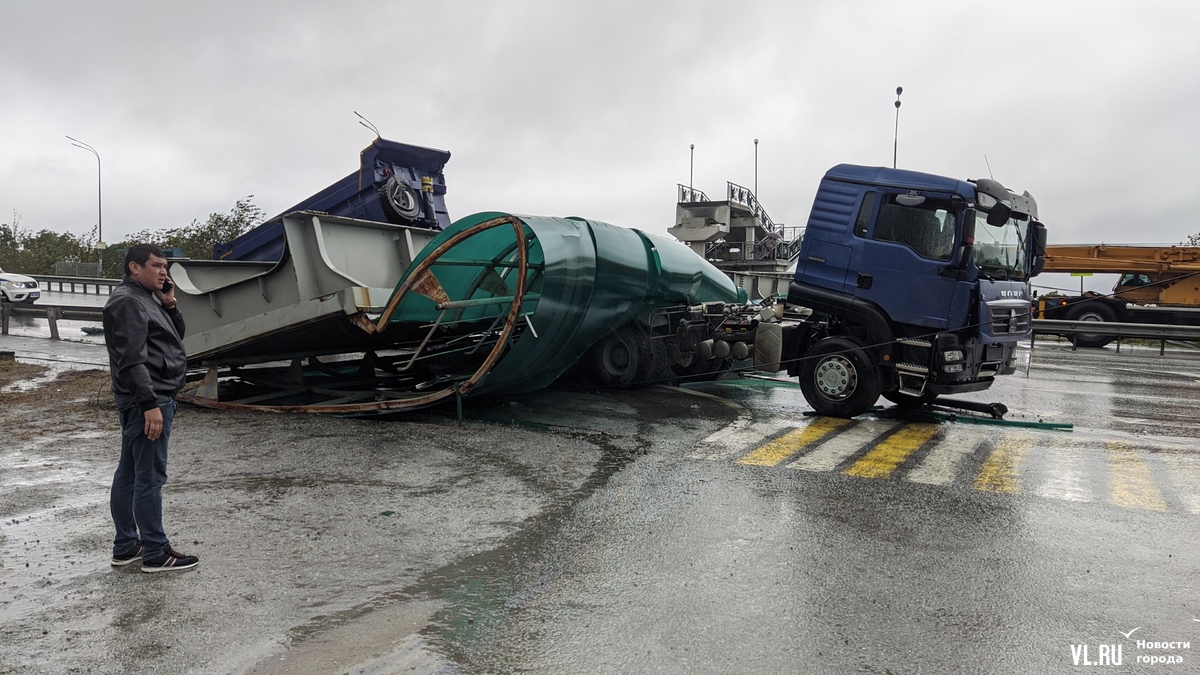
[124,244,166,276]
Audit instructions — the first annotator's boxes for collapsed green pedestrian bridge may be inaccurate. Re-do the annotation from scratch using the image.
[174,210,744,413]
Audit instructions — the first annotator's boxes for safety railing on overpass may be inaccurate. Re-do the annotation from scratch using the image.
[1032,318,1200,355]
[32,275,119,294]
[1,303,104,340]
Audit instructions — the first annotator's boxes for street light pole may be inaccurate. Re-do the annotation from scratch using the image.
[893,86,903,169]
[689,144,695,191]
[754,138,759,198]
[66,136,102,275]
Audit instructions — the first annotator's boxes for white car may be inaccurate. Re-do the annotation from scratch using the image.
[0,267,40,303]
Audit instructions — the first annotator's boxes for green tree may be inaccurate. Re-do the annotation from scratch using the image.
[123,196,264,261]
[0,212,97,275]
[105,197,265,276]
[2,199,264,278]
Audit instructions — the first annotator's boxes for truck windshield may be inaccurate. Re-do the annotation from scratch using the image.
[973,210,1028,279]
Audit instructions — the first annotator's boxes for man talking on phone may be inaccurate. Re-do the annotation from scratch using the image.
[102,244,199,572]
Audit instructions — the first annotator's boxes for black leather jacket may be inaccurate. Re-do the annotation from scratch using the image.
[103,277,188,411]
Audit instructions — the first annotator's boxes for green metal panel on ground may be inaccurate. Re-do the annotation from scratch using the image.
[381,212,742,396]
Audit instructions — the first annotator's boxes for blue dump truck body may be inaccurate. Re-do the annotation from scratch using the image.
[784,164,1047,417]
[214,138,452,262]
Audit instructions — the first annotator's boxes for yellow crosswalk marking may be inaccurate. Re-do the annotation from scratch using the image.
[713,414,1184,514]
[842,423,939,479]
[973,435,1032,494]
[789,419,898,472]
[1106,442,1168,511]
[736,416,850,467]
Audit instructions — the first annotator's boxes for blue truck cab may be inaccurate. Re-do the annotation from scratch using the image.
[785,164,1047,417]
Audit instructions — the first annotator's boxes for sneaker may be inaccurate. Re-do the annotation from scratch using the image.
[140,548,199,573]
[111,543,144,567]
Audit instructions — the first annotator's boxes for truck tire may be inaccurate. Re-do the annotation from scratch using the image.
[1065,301,1116,348]
[379,176,423,224]
[753,322,783,373]
[799,336,881,418]
[588,323,658,386]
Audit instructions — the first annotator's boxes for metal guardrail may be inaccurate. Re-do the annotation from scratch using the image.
[727,181,777,232]
[706,231,804,264]
[1032,318,1200,355]
[7,301,1198,349]
[1,303,104,340]
[1033,318,1200,340]
[677,184,710,204]
[32,275,119,294]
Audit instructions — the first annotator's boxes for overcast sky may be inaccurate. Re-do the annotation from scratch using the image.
[2,1,1197,293]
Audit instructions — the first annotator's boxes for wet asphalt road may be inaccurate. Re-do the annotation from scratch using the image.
[2,319,1199,673]
[441,342,1200,673]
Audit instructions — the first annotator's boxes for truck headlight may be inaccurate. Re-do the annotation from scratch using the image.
[942,350,964,361]
[943,364,964,373]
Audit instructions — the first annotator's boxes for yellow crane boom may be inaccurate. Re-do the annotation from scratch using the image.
[1042,244,1200,305]
[1043,244,1200,274]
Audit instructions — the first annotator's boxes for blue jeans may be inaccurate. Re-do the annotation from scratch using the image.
[111,394,177,560]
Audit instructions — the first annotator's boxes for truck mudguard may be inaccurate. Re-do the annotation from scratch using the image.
[786,280,893,354]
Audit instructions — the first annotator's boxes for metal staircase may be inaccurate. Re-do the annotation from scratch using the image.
[670,181,803,272]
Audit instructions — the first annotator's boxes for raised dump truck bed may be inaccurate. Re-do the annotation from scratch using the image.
[214,138,451,262]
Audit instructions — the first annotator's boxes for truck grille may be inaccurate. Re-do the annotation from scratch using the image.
[987,303,1031,335]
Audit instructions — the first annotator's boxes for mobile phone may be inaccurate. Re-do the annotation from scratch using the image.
[162,279,174,293]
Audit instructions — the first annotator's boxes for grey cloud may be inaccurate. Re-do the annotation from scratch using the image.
[0,0,1196,297]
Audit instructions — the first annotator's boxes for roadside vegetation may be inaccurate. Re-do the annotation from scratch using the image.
[0,197,264,278]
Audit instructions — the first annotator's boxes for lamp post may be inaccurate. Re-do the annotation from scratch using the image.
[66,136,102,274]
[893,86,903,169]
[754,138,759,198]
[689,143,695,191]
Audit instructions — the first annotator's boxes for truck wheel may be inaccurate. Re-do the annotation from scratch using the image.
[589,323,656,386]
[799,336,881,418]
[1065,302,1116,348]
[379,176,422,224]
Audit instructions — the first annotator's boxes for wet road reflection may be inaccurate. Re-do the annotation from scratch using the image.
[6,297,1199,673]
[424,342,1200,673]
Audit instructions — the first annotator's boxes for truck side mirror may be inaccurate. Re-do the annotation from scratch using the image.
[1029,220,1047,276]
[1029,221,1047,257]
